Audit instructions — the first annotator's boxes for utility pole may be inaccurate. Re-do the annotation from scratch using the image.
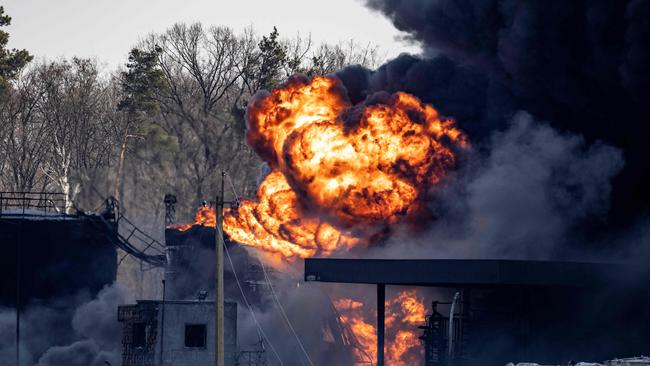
[16,220,21,366]
[215,171,225,366]
[377,284,385,366]
[159,279,166,366]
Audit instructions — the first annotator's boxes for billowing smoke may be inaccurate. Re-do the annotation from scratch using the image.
[338,0,650,231]
[0,283,132,366]
[367,112,624,259]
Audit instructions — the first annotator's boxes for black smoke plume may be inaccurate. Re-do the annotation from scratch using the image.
[337,0,650,234]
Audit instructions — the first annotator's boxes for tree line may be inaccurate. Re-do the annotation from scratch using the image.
[0,7,381,221]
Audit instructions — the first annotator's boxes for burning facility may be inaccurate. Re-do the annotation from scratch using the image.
[118,299,237,366]
[4,6,650,361]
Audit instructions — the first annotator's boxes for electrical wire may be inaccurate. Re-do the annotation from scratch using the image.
[225,172,315,366]
[258,253,315,366]
[217,222,285,366]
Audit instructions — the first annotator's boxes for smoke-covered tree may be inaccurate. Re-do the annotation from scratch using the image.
[309,40,381,76]
[132,23,263,209]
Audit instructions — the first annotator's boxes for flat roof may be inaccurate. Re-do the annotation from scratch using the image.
[304,258,618,288]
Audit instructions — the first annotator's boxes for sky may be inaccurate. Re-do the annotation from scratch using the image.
[3,0,421,70]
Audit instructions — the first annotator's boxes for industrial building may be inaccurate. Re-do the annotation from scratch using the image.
[305,258,650,366]
[6,190,649,366]
[118,299,237,366]
[0,192,119,306]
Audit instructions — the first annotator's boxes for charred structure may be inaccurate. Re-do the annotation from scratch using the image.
[164,225,268,304]
[164,218,361,365]
[0,192,118,307]
[118,300,237,366]
[306,258,650,366]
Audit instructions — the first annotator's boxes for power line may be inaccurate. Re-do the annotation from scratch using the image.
[224,172,315,366]
[258,253,315,366]
[217,223,285,366]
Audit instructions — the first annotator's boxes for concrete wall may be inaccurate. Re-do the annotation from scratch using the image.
[155,301,237,366]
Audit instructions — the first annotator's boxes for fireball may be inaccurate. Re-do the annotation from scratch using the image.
[224,75,467,258]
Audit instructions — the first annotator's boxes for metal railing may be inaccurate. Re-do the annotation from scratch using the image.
[114,214,167,267]
[0,191,73,216]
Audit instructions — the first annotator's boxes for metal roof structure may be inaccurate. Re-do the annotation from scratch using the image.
[304,258,621,366]
[304,258,618,288]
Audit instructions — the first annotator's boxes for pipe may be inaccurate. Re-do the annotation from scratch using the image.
[448,292,460,360]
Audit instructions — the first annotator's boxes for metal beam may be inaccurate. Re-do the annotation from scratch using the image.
[377,284,385,366]
[304,259,616,288]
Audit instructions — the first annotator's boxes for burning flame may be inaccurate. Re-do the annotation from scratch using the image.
[221,75,468,259]
[335,290,427,365]
[168,206,216,232]
[168,76,454,365]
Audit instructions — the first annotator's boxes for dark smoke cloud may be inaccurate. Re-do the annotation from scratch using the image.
[365,0,650,101]
[339,0,650,226]
[0,283,131,366]
[242,2,649,362]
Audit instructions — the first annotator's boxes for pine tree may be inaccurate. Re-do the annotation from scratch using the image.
[0,6,32,91]
[258,27,287,90]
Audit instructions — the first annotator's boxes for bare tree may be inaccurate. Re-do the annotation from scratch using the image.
[0,67,49,192]
[309,39,382,75]
[33,59,114,212]
[135,23,261,207]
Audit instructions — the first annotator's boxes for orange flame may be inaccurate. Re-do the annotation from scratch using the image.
[168,206,216,232]
[220,75,467,259]
[335,290,427,365]
[168,76,446,364]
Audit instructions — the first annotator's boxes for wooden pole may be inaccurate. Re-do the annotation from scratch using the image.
[215,171,225,366]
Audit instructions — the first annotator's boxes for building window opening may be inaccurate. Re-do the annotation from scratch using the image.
[185,324,207,348]
[132,322,147,348]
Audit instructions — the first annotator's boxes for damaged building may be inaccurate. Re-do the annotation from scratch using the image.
[118,220,241,366]
[118,299,237,366]
[0,192,118,307]
[306,258,650,366]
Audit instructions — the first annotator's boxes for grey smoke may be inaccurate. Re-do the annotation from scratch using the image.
[0,283,132,366]
[237,280,334,366]
[37,341,103,366]
[368,112,624,259]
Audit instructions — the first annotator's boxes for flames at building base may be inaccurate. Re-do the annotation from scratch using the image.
[335,290,427,366]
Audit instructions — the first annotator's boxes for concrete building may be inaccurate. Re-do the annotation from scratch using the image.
[118,300,237,366]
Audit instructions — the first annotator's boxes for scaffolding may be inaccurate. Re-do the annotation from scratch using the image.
[118,303,160,366]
